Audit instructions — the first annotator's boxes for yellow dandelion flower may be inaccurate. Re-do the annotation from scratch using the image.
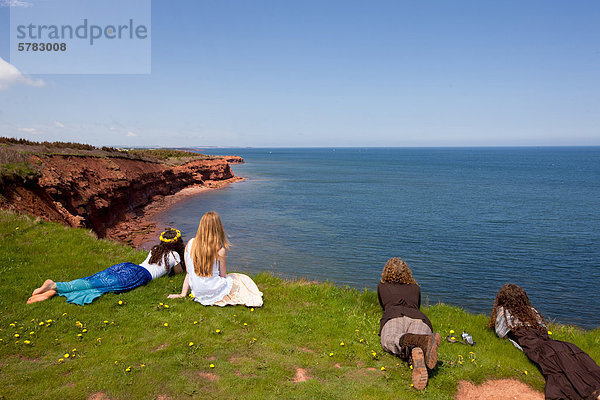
[46,319,52,323]
[114,361,118,365]
[62,313,67,316]
[104,320,109,324]
[243,323,248,326]
[38,322,44,326]
[380,366,386,371]
[451,337,456,340]
[110,321,115,325]
[82,329,87,333]
[29,331,34,335]
[193,321,198,325]
[340,342,345,346]
[548,331,553,335]
[72,348,77,352]
[252,338,257,341]
[359,339,364,343]
[188,342,194,347]
[209,364,215,368]
[188,293,194,298]
[118,300,123,305]
[164,305,170,309]
[141,364,146,368]
[371,351,377,357]
[373,331,377,335]
[58,358,64,363]
[396,363,400,366]
[9,323,15,327]
[215,329,221,333]
[410,365,413,370]
[524,370,528,375]
[14,334,19,338]
[24,340,31,345]
[329,352,334,357]
[449,329,455,334]
[233,314,237,317]
[355,329,359,332]
[251,308,254,311]
[15,227,19,230]
[97,338,102,342]
[64,353,70,358]
[125,367,131,372]
[77,334,83,337]
[411,384,414,387]
[163,323,169,327]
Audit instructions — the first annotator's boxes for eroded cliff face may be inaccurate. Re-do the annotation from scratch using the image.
[0,154,242,238]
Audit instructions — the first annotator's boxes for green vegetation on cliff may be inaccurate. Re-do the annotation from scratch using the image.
[1,210,599,399]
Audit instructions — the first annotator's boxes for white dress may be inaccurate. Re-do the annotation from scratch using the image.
[185,239,233,305]
[185,239,263,307]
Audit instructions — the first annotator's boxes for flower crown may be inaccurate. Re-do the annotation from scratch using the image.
[160,229,181,243]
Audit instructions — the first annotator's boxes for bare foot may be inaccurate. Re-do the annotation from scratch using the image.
[32,279,56,296]
[27,290,57,304]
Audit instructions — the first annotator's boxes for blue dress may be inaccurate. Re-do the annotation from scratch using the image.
[56,262,152,305]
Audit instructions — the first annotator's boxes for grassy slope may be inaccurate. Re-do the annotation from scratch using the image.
[1,211,599,400]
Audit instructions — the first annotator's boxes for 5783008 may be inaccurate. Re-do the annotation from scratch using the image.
[18,43,67,51]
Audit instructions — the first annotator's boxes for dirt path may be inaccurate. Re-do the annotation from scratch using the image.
[455,379,544,400]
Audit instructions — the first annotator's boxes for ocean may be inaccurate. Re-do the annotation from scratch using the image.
[155,147,600,328]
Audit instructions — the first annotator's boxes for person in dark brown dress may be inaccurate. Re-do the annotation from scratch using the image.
[377,257,441,390]
[489,283,600,400]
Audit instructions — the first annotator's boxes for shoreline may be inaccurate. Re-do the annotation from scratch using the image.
[104,176,245,249]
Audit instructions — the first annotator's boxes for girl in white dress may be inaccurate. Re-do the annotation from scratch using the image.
[167,211,263,307]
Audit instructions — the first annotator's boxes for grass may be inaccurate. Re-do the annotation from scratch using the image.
[1,210,599,399]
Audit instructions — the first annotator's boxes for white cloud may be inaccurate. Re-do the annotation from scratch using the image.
[0,57,44,90]
[0,0,32,7]
[54,121,65,128]
[126,131,137,137]
[18,127,40,134]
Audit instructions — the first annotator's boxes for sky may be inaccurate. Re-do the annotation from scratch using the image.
[0,0,599,147]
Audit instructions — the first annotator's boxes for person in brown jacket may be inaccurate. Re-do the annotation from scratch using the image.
[377,257,441,390]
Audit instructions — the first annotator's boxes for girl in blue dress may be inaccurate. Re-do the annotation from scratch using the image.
[27,228,185,305]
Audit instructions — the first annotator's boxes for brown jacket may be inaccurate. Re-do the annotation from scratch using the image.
[377,282,433,334]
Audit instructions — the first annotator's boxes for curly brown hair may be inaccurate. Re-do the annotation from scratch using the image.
[380,257,418,285]
[148,229,185,275]
[488,283,547,330]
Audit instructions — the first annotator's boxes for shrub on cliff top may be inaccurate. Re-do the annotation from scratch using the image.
[126,148,211,160]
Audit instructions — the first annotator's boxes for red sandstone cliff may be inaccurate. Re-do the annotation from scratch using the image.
[0,154,243,239]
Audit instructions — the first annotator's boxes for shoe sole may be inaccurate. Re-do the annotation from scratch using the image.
[411,347,428,390]
[425,333,441,369]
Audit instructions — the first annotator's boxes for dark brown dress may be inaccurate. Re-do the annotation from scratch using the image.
[510,327,600,400]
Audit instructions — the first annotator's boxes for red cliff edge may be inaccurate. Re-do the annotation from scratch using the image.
[0,154,244,245]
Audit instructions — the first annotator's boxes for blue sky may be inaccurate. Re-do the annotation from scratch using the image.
[1,0,599,147]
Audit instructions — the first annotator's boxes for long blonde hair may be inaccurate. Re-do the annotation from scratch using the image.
[190,211,230,277]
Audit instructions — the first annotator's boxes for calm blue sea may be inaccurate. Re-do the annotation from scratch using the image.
[156,147,600,328]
